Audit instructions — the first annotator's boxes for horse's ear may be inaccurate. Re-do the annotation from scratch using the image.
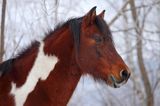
[83,6,97,26]
[98,10,105,18]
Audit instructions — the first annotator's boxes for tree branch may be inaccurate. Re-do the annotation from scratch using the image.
[108,0,130,26]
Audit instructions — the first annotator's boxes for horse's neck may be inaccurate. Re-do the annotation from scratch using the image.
[10,26,82,105]
[10,26,73,87]
[23,28,81,106]
[27,60,81,106]
[43,26,74,58]
[37,26,82,105]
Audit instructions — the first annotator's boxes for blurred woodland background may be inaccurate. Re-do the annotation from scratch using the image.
[0,0,160,106]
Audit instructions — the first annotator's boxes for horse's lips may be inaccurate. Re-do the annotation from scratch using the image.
[110,75,126,88]
[110,75,120,88]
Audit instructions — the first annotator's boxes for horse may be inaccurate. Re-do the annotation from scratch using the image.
[0,7,131,106]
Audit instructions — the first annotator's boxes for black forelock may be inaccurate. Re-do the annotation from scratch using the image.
[95,16,113,43]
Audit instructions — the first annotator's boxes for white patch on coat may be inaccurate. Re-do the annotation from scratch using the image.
[10,41,58,106]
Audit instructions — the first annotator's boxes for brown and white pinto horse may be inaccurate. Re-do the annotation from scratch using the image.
[0,7,131,106]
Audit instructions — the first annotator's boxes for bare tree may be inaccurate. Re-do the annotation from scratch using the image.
[129,0,154,106]
[0,0,7,62]
[122,12,136,106]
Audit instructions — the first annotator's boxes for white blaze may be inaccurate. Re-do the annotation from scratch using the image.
[10,41,58,106]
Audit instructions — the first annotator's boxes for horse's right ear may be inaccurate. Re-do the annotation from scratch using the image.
[82,6,97,26]
[98,10,105,19]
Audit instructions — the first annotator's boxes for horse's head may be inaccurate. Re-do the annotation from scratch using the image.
[74,7,131,88]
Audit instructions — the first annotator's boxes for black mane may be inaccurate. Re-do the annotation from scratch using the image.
[69,18,82,52]
[0,59,14,77]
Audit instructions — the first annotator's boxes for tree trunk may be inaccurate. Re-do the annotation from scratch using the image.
[129,0,154,106]
[0,0,7,62]
[122,12,136,106]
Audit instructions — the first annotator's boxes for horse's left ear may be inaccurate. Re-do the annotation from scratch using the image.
[83,6,97,26]
[98,10,105,18]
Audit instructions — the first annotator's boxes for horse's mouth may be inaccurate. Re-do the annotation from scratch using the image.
[109,75,127,88]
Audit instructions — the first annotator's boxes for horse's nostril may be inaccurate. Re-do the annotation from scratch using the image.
[120,70,129,80]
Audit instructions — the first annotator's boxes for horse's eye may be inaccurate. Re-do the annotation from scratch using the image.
[93,35,103,44]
